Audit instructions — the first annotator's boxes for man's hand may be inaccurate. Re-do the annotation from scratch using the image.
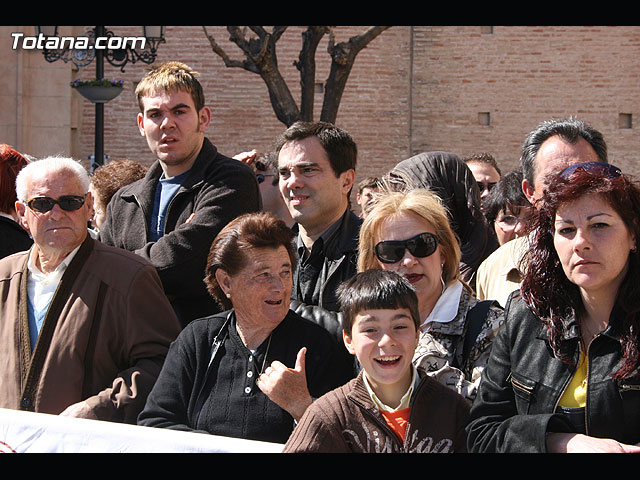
[232,150,258,167]
[257,347,313,421]
[59,400,98,420]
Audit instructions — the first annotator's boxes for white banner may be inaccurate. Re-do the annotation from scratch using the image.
[0,408,283,453]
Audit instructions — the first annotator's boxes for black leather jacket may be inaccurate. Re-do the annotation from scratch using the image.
[467,292,640,452]
[289,209,362,378]
[291,208,362,314]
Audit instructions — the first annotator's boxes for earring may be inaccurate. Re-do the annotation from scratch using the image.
[226,292,231,298]
[440,263,446,293]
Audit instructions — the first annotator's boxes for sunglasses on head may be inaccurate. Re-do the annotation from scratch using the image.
[27,195,86,213]
[375,232,438,264]
[560,161,621,179]
[256,173,276,184]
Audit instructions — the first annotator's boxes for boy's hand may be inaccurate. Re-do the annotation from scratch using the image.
[257,347,313,421]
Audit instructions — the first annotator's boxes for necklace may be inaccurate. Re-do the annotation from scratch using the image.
[258,334,273,376]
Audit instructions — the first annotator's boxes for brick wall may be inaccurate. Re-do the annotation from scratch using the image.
[72,25,640,195]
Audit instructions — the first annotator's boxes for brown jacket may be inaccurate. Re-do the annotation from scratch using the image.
[0,236,181,423]
[284,369,470,453]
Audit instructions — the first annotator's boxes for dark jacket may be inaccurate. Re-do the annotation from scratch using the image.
[100,138,261,325]
[0,215,32,259]
[466,292,640,452]
[137,309,355,444]
[289,209,362,376]
[291,208,362,316]
[284,368,470,453]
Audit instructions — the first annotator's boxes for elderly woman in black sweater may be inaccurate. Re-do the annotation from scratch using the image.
[138,212,354,444]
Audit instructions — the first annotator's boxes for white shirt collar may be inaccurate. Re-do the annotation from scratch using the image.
[363,364,419,412]
[27,244,81,280]
[26,244,82,313]
[422,280,463,328]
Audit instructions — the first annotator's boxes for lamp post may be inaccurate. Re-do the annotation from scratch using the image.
[34,26,165,171]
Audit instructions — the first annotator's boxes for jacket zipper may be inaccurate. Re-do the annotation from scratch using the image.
[620,384,640,392]
[582,337,595,436]
[507,372,535,394]
[551,355,577,421]
[350,397,404,452]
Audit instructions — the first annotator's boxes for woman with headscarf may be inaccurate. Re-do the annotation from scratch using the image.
[389,152,498,288]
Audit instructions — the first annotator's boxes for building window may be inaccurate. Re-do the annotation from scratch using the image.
[478,112,491,126]
[481,26,494,35]
[315,82,324,95]
[619,113,632,129]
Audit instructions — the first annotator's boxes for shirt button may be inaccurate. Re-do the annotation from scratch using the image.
[244,386,251,394]
[21,397,32,409]
[247,371,253,378]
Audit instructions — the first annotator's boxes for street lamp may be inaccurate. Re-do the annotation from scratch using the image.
[34,26,165,170]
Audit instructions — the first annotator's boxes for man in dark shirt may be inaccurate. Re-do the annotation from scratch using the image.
[275,122,361,339]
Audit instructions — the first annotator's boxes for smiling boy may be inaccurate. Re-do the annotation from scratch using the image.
[284,269,470,453]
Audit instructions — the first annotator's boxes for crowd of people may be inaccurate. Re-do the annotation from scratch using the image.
[2,60,640,453]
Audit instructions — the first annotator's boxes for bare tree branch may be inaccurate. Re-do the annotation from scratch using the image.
[202,26,391,126]
[202,26,248,70]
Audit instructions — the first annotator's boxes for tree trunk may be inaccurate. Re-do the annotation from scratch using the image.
[321,26,390,124]
[296,26,330,122]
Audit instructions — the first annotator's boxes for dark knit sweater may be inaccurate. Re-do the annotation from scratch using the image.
[138,309,355,444]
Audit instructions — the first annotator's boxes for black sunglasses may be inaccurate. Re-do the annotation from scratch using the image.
[560,161,621,179]
[477,181,497,192]
[375,232,438,264]
[27,195,86,213]
[256,173,276,184]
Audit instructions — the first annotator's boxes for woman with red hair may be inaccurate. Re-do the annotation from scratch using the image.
[468,161,640,453]
[0,144,31,258]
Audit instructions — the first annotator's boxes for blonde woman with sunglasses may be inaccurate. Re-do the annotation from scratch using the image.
[357,188,504,402]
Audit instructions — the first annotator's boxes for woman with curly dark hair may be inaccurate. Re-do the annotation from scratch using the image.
[467,161,640,453]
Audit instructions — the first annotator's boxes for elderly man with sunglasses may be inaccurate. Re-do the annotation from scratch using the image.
[0,156,181,424]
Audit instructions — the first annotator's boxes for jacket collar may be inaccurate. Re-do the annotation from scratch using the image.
[536,302,626,344]
[122,138,218,203]
[322,209,362,261]
[347,367,431,412]
[294,208,362,261]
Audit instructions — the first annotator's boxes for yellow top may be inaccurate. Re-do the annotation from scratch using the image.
[558,348,588,408]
